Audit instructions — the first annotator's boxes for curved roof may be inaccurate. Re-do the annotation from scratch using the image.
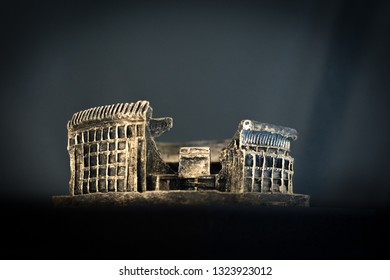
[68,100,151,130]
[239,120,298,140]
[241,130,291,149]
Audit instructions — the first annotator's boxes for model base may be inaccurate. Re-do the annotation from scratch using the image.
[52,191,310,208]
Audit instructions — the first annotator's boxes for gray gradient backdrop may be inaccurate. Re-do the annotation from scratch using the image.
[1,0,389,208]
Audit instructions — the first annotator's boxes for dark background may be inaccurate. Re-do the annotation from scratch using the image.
[0,0,389,259]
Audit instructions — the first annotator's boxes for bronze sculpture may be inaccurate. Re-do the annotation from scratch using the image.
[54,100,309,207]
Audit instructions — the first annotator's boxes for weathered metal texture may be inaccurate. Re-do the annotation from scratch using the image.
[53,192,310,208]
[67,100,173,196]
[178,147,210,178]
[68,101,152,130]
[63,100,308,206]
[218,120,297,194]
[156,140,230,163]
[177,147,214,191]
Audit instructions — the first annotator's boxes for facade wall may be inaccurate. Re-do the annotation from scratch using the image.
[242,149,294,193]
[218,147,245,193]
[68,121,147,195]
[219,130,295,194]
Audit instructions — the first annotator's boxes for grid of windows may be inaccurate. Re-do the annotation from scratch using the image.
[70,124,144,195]
[243,151,293,193]
[241,144,290,156]
[81,139,128,194]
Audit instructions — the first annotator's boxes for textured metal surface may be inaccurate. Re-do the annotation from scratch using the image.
[241,130,291,149]
[156,140,230,163]
[63,100,308,206]
[178,147,211,178]
[218,119,296,194]
[67,100,173,196]
[53,192,310,207]
[68,100,151,130]
[240,119,298,140]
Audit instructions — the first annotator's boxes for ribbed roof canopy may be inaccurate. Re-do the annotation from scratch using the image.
[68,100,151,130]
